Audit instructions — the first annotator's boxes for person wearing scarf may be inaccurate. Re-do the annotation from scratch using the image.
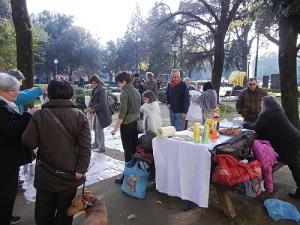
[166,69,190,131]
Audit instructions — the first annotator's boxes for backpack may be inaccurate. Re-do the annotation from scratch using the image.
[213,131,255,160]
[212,154,262,197]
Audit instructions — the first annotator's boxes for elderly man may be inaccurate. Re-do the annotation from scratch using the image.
[166,69,190,131]
[236,78,267,122]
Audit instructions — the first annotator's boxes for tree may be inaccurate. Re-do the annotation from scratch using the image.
[145,2,175,75]
[275,0,300,128]
[159,0,244,95]
[255,0,300,128]
[0,0,11,19]
[0,18,16,70]
[11,0,33,90]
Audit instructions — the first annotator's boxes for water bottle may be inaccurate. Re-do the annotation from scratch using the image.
[193,123,200,143]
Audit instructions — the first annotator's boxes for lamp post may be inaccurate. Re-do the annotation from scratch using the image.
[54,58,58,76]
[172,45,179,69]
[246,54,251,79]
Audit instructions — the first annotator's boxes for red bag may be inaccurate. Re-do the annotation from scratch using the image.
[212,154,262,186]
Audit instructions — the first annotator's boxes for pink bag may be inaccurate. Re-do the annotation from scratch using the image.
[252,140,278,192]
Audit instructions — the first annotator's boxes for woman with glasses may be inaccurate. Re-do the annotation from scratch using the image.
[0,73,37,225]
[236,78,267,122]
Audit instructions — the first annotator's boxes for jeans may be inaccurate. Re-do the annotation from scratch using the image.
[169,110,185,131]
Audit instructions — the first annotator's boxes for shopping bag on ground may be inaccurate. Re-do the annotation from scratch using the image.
[121,160,149,199]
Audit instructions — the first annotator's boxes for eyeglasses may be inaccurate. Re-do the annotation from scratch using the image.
[248,83,257,86]
[5,89,19,93]
[90,82,97,85]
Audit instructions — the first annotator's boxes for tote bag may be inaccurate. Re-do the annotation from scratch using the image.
[121,160,149,199]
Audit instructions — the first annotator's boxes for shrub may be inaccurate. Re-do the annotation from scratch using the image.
[73,93,86,111]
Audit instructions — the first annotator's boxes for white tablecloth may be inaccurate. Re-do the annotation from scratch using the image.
[153,136,212,208]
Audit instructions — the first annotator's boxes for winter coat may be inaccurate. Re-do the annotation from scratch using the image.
[22,99,91,192]
[141,78,159,98]
[119,83,141,124]
[90,84,112,128]
[140,101,162,133]
[252,140,278,192]
[15,87,43,114]
[243,109,300,163]
[0,100,32,171]
[236,87,267,122]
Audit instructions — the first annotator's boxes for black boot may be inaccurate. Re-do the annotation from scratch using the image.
[289,188,300,198]
[115,175,124,184]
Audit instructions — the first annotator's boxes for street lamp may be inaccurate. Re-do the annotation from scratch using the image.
[54,58,58,75]
[246,54,251,79]
[172,45,179,69]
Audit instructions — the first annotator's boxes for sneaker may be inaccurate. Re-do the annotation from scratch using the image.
[10,216,22,224]
[17,187,26,195]
[18,179,24,185]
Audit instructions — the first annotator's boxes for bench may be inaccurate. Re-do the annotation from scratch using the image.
[220,90,242,101]
[214,161,286,218]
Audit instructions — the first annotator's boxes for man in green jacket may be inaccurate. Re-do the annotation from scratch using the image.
[111,71,141,184]
[236,78,267,122]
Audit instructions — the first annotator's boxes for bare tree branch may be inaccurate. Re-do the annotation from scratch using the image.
[157,11,215,34]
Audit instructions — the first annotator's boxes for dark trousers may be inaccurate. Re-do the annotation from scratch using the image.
[35,188,77,225]
[288,152,300,188]
[120,120,138,162]
[0,167,19,225]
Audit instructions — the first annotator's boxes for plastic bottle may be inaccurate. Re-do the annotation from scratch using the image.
[211,130,217,142]
[202,124,209,144]
[193,122,200,143]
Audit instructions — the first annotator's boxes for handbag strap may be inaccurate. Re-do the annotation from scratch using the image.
[44,108,75,146]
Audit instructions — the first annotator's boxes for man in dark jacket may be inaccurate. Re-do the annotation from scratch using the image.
[236,78,267,122]
[166,69,190,131]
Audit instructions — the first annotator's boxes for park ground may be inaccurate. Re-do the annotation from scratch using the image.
[13,101,300,225]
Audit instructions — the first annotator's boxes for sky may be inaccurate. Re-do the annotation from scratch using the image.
[26,0,180,43]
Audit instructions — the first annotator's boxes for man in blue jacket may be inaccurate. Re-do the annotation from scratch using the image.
[166,69,190,131]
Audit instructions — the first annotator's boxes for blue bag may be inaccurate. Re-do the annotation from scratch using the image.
[121,160,149,199]
[264,199,300,224]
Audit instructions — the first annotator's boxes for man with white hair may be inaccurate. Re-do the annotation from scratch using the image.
[166,69,190,131]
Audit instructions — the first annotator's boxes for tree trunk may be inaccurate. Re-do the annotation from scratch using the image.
[211,31,226,99]
[10,0,33,91]
[278,16,299,129]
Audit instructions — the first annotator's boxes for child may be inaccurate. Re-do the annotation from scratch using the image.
[140,90,162,133]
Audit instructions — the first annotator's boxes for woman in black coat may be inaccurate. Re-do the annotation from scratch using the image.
[243,96,300,198]
[0,73,37,225]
